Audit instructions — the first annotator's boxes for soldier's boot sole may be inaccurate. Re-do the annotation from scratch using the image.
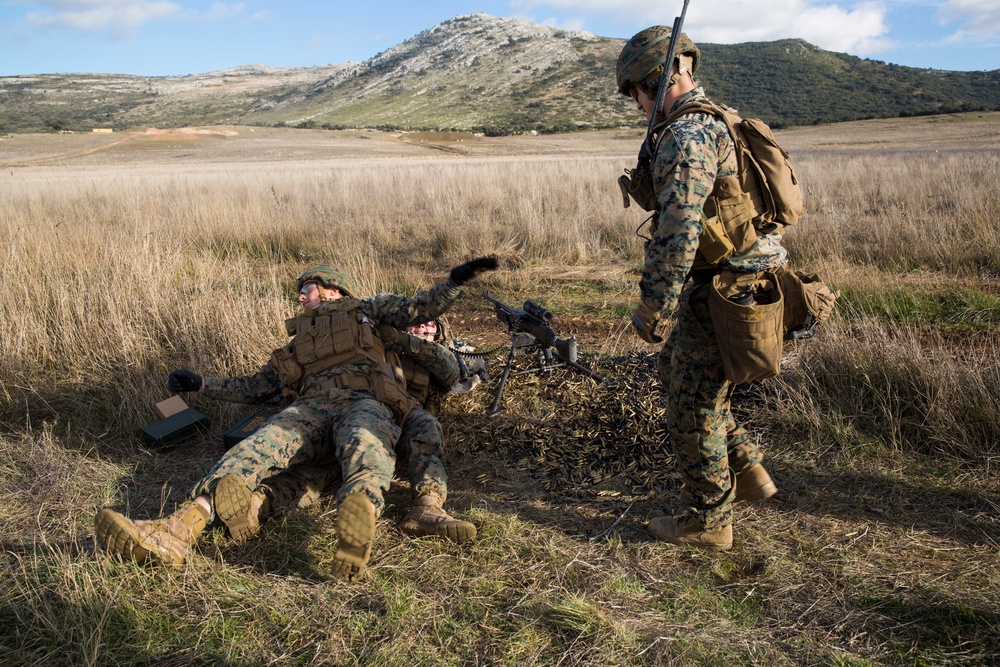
[94,509,190,568]
[647,516,733,551]
[735,463,778,504]
[214,474,260,542]
[332,493,376,583]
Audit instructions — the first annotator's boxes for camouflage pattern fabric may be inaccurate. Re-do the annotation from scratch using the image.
[260,460,337,511]
[253,338,458,512]
[190,394,401,516]
[395,407,448,501]
[201,278,463,406]
[259,405,449,512]
[641,87,787,316]
[644,88,786,531]
[656,286,765,529]
[392,332,461,416]
[190,277,463,517]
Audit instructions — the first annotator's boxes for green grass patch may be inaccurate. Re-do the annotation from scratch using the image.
[837,285,1000,331]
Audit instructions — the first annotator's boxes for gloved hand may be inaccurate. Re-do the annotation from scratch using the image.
[449,256,499,286]
[377,325,406,347]
[167,369,203,393]
[631,301,663,344]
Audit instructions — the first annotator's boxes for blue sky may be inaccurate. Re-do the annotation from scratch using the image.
[1,0,998,76]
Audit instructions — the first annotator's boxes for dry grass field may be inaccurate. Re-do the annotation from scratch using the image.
[2,112,999,666]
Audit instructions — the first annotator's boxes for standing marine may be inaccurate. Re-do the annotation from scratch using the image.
[95,257,497,581]
[617,27,784,550]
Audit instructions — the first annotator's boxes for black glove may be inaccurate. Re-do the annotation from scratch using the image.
[167,369,203,393]
[449,256,499,286]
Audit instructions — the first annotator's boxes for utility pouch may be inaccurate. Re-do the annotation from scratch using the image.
[709,271,784,383]
[618,165,659,212]
[269,346,303,399]
[370,362,417,425]
[295,317,335,365]
[698,215,736,265]
[775,268,838,340]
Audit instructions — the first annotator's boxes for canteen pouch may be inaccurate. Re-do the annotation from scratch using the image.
[709,271,784,383]
[775,268,838,340]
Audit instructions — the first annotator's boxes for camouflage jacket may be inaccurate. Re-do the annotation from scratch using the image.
[641,87,787,314]
[203,277,463,403]
[389,333,461,416]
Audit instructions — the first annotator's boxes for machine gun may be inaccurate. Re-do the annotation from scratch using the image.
[483,291,605,415]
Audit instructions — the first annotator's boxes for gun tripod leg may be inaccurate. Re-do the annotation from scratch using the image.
[486,344,517,416]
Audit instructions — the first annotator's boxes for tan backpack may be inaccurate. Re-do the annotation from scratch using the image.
[621,101,804,235]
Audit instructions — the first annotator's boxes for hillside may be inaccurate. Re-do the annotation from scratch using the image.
[2,13,999,134]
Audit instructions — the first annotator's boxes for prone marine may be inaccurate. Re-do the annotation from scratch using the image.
[95,257,497,581]
[244,315,480,544]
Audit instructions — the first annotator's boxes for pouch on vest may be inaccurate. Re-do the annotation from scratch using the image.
[698,215,736,265]
[270,346,303,401]
[370,362,417,425]
[775,268,838,340]
[618,164,659,212]
[709,271,784,383]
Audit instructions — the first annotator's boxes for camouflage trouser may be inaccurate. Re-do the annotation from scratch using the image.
[252,407,449,514]
[656,283,764,531]
[189,392,401,517]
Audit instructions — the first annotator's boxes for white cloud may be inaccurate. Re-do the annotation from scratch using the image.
[938,0,1000,42]
[538,15,588,32]
[17,1,246,36]
[23,0,180,34]
[512,0,894,55]
[197,2,243,21]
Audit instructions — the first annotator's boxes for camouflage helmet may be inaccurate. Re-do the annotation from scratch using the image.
[296,264,357,297]
[616,26,700,96]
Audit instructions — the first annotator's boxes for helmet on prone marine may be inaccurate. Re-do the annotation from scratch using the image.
[615,25,700,99]
[296,265,358,303]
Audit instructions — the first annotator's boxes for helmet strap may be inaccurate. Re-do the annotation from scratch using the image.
[317,284,339,302]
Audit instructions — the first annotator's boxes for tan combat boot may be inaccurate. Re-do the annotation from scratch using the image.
[735,463,778,504]
[95,501,209,568]
[332,493,376,583]
[398,493,478,544]
[647,516,733,551]
[213,474,270,542]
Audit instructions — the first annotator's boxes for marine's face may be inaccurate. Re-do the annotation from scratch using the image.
[405,321,438,342]
[631,85,655,120]
[299,281,322,308]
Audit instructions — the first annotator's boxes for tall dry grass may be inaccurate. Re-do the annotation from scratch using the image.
[0,156,640,434]
[4,136,999,459]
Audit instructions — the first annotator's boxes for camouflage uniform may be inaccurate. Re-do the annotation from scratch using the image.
[188,278,462,518]
[644,87,787,531]
[253,330,462,512]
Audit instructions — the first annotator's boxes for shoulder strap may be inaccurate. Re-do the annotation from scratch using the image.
[653,101,754,184]
[651,100,727,152]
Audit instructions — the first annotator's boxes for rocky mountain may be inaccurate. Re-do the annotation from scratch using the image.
[2,13,998,134]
